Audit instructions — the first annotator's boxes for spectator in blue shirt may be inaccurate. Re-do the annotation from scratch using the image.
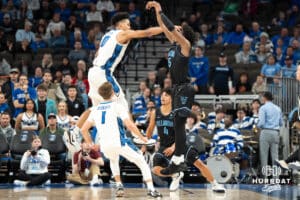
[249,21,262,45]
[54,1,71,23]
[224,23,246,46]
[132,87,151,118]
[13,74,37,118]
[271,27,290,49]
[287,5,300,27]
[28,66,43,88]
[151,85,161,108]
[15,21,35,43]
[0,92,11,115]
[212,24,228,45]
[30,34,47,53]
[128,2,141,28]
[281,56,296,78]
[189,46,209,94]
[260,55,281,77]
[200,23,213,46]
[48,26,67,48]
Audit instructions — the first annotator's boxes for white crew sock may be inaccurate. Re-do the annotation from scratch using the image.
[146,182,155,191]
[171,155,184,165]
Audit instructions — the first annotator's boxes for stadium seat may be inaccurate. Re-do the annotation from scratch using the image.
[0,133,10,182]
[40,133,67,182]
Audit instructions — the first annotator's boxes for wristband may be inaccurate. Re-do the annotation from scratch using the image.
[160,12,175,32]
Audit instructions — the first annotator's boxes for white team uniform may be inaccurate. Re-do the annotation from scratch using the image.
[88,29,129,108]
[87,101,152,180]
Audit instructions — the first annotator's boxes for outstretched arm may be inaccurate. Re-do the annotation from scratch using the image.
[146,1,191,57]
[117,27,163,44]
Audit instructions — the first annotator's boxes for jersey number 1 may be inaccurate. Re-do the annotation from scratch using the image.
[101,111,106,124]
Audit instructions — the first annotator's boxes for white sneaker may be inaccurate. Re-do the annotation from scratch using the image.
[44,180,51,185]
[275,159,289,170]
[288,161,300,170]
[14,180,27,186]
[169,172,184,191]
[212,182,226,193]
[90,177,103,186]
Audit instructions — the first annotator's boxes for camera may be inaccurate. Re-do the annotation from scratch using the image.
[82,152,89,157]
[31,150,37,156]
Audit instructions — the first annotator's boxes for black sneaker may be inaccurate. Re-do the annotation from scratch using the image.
[160,162,187,175]
[115,184,124,197]
[147,190,162,198]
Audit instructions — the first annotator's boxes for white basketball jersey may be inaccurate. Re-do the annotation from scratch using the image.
[57,115,70,131]
[93,29,128,73]
[88,101,129,148]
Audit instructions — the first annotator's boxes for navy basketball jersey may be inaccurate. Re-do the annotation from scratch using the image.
[155,108,175,149]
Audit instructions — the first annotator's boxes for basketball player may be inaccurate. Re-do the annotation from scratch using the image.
[146,88,225,192]
[81,82,162,198]
[146,1,195,174]
[76,12,163,133]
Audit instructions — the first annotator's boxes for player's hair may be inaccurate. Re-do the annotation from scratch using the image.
[182,24,195,45]
[98,82,113,100]
[111,12,130,26]
[161,87,172,97]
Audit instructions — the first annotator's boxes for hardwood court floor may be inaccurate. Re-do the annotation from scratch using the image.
[0,184,299,200]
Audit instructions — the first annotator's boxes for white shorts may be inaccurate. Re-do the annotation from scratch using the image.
[88,67,128,109]
[101,145,142,163]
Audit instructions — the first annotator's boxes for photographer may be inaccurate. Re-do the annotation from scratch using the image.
[67,139,104,186]
[14,136,51,186]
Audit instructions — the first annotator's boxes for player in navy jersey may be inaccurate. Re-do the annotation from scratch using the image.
[146,1,195,175]
[147,88,225,192]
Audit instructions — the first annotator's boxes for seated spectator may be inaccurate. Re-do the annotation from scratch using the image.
[224,23,246,46]
[200,23,213,46]
[86,3,103,23]
[289,26,300,45]
[48,26,67,48]
[189,46,209,94]
[249,21,261,44]
[76,60,88,75]
[233,108,253,130]
[71,68,89,108]
[1,13,16,36]
[194,31,206,47]
[66,85,85,117]
[46,13,66,37]
[260,55,281,78]
[281,56,297,78]
[30,34,47,53]
[207,107,226,134]
[15,99,45,135]
[145,71,157,91]
[235,72,251,94]
[60,73,83,102]
[191,102,207,130]
[151,85,161,108]
[41,53,55,77]
[235,42,256,64]
[287,5,300,28]
[271,10,287,28]
[274,46,285,66]
[41,70,66,104]
[13,74,37,118]
[86,29,97,51]
[54,0,71,23]
[185,112,201,135]
[57,57,75,77]
[255,44,271,64]
[13,135,51,187]
[15,39,33,54]
[211,115,244,155]
[69,28,88,49]
[291,39,300,62]
[35,84,57,124]
[212,24,228,45]
[132,87,151,118]
[250,99,260,125]
[16,1,34,21]
[128,2,141,28]
[0,112,15,144]
[28,66,43,88]
[68,41,88,63]
[2,68,19,116]
[135,100,155,131]
[67,139,104,185]
[131,81,147,103]
[163,77,172,89]
[56,101,72,132]
[15,20,35,43]
[254,32,273,55]
[35,23,48,41]
[271,27,290,49]
[251,75,267,95]
[0,93,11,115]
[66,13,83,33]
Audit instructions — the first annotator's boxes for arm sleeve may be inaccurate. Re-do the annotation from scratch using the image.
[20,153,29,170]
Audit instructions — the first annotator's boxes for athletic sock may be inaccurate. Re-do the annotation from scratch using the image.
[146,182,155,191]
[171,155,184,165]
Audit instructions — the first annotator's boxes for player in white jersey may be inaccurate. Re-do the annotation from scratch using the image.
[77,12,162,132]
[81,82,162,198]
[88,12,162,107]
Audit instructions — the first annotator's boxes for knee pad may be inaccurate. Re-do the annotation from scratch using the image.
[186,147,199,164]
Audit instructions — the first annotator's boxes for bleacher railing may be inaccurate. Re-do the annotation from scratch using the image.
[266,77,300,114]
